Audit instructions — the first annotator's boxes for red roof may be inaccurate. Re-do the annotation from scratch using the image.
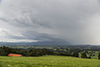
[8,53,22,57]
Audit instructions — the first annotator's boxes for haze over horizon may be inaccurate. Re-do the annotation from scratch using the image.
[0,0,100,45]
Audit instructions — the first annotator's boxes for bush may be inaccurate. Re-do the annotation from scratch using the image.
[81,53,87,58]
[72,52,79,57]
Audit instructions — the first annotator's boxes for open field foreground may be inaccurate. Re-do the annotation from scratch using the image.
[0,56,100,67]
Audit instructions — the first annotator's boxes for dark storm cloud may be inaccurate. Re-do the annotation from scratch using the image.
[0,0,100,44]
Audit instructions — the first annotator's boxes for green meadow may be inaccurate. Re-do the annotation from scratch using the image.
[0,56,100,67]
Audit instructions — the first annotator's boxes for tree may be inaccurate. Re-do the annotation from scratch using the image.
[0,49,7,56]
[73,52,79,57]
[88,56,91,59]
[98,53,100,59]
[81,53,87,58]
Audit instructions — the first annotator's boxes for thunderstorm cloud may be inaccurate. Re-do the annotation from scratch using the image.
[0,0,100,45]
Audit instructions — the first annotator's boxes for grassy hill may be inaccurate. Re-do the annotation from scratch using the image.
[0,56,100,67]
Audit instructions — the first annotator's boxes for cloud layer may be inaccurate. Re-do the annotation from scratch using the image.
[0,0,100,45]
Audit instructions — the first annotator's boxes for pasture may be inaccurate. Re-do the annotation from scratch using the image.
[0,56,100,67]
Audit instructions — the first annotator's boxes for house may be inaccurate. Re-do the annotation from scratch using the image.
[8,53,22,57]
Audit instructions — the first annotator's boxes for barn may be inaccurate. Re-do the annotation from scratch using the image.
[8,53,22,57]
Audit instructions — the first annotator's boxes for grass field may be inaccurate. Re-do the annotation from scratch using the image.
[0,56,100,67]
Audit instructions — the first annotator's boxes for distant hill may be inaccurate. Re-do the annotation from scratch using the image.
[0,39,70,46]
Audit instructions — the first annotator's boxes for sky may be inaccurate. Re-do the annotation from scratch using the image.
[0,0,100,45]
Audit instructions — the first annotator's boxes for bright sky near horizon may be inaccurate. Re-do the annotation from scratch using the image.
[0,0,100,45]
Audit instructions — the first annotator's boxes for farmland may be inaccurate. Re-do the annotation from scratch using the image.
[0,56,100,67]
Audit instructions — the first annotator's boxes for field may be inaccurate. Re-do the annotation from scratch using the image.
[0,56,100,67]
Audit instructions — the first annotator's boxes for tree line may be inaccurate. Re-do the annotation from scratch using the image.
[1,46,100,59]
[0,46,80,57]
[0,46,54,56]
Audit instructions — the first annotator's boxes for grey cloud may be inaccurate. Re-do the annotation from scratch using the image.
[0,0,100,44]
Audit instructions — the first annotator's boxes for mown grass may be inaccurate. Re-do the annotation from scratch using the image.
[0,55,100,67]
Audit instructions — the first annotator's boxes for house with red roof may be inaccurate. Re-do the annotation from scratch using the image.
[8,53,22,57]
